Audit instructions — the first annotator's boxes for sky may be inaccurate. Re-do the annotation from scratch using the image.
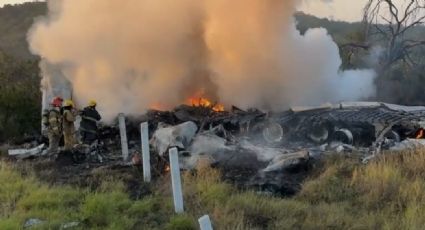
[299,0,371,22]
[300,0,406,22]
[0,0,31,7]
[0,0,406,22]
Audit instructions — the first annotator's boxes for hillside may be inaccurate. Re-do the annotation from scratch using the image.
[4,2,423,60]
[0,2,46,60]
[296,12,425,44]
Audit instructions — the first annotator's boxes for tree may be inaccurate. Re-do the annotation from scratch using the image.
[363,0,425,70]
[339,1,425,103]
[0,51,41,143]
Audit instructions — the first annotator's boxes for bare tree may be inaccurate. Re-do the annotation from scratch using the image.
[342,0,425,70]
[363,0,425,68]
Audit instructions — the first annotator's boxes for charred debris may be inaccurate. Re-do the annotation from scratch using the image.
[8,102,425,196]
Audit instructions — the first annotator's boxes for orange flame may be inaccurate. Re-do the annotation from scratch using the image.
[149,102,166,111]
[186,97,225,112]
[416,129,424,139]
[149,95,225,112]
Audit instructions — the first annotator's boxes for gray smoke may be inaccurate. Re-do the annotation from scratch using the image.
[28,0,376,122]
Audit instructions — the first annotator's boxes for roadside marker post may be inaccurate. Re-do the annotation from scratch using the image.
[141,122,151,182]
[199,215,213,230]
[169,147,184,213]
[118,113,129,161]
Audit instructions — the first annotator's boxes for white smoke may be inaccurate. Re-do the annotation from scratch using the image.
[28,0,376,122]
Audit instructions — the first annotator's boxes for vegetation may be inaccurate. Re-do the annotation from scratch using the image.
[348,0,425,103]
[0,2,46,60]
[0,3,45,143]
[0,51,41,143]
[1,149,425,229]
[363,0,425,69]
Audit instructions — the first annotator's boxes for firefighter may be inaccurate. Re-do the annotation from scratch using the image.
[79,100,102,144]
[42,97,63,154]
[62,99,76,150]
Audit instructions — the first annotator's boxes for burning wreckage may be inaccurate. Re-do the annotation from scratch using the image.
[8,101,425,195]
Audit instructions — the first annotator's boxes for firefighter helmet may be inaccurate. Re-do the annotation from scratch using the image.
[63,99,74,107]
[51,97,63,107]
[88,99,97,107]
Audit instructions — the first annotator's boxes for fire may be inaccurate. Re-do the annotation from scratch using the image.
[148,95,225,112]
[416,129,425,139]
[187,97,225,112]
[150,102,166,111]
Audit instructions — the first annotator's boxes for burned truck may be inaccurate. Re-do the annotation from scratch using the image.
[164,102,425,149]
[141,101,425,195]
[266,102,425,148]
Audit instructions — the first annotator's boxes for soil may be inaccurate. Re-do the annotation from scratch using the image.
[5,151,151,200]
[4,148,315,199]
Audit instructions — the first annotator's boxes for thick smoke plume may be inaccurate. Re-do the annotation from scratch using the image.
[29,0,376,121]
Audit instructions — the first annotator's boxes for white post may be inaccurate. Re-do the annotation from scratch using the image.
[118,113,129,161]
[141,122,151,182]
[41,87,48,132]
[199,215,213,230]
[169,147,184,213]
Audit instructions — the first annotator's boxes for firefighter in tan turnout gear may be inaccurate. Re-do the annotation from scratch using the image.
[62,99,77,150]
[42,97,63,154]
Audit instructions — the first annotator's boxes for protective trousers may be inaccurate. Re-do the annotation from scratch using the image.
[47,132,61,154]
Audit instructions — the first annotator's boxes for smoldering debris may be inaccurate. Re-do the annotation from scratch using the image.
[150,121,198,156]
[8,144,46,159]
[8,102,425,196]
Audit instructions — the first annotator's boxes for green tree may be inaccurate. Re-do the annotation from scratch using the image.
[0,51,41,143]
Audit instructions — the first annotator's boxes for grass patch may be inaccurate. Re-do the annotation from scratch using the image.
[165,214,197,230]
[1,149,425,229]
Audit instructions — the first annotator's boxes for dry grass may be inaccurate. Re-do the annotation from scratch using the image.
[1,149,425,229]
[178,149,425,229]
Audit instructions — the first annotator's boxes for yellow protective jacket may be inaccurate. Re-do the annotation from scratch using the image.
[62,109,76,134]
[42,108,62,136]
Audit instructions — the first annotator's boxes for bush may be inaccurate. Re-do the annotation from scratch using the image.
[0,162,81,228]
[81,191,132,227]
[165,215,197,230]
[0,218,21,230]
[0,52,41,143]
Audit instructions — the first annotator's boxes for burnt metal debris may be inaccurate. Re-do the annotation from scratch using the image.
[7,102,425,196]
[270,102,425,147]
[140,102,425,153]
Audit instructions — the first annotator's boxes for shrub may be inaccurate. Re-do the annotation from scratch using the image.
[81,191,132,227]
[165,214,196,230]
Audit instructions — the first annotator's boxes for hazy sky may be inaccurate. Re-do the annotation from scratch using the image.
[299,0,370,22]
[0,0,32,7]
[0,0,406,22]
[0,0,44,8]
[300,0,406,22]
